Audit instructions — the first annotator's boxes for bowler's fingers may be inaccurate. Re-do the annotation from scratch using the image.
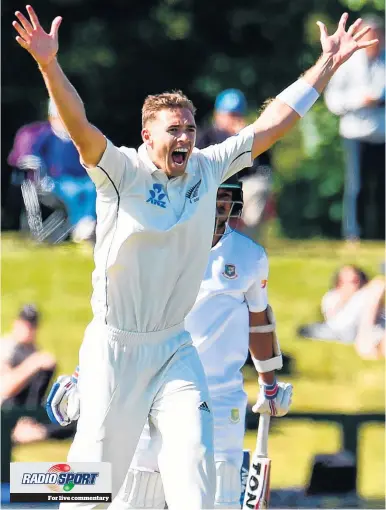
[338,12,349,32]
[12,20,30,42]
[353,25,371,41]
[15,10,33,36]
[347,18,362,36]
[358,38,379,49]
[316,21,328,41]
[15,35,29,50]
[50,16,62,38]
[26,5,41,30]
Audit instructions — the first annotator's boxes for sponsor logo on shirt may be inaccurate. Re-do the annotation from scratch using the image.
[261,279,268,288]
[185,179,201,203]
[222,264,238,279]
[146,184,167,208]
[230,408,240,424]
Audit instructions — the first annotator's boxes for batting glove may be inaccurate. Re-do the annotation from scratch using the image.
[46,366,80,426]
[252,378,293,417]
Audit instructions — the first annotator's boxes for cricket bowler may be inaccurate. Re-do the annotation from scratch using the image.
[13,4,378,509]
[48,178,292,508]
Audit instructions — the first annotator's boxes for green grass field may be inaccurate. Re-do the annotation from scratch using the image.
[2,233,385,501]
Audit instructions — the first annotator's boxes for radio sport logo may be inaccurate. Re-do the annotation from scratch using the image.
[21,464,99,493]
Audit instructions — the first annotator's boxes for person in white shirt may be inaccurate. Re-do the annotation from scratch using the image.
[13,5,378,508]
[47,178,292,509]
[299,265,385,359]
[325,15,385,241]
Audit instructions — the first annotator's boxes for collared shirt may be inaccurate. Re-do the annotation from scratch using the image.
[85,125,255,332]
[185,225,268,396]
[325,49,385,143]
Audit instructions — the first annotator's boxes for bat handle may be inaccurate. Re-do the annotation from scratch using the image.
[256,414,270,457]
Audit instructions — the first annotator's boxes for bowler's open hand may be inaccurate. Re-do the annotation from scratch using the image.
[13,5,62,68]
[317,13,378,69]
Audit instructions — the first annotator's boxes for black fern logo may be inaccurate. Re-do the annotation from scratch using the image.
[185,179,201,203]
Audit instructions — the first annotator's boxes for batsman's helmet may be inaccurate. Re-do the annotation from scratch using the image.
[218,175,243,217]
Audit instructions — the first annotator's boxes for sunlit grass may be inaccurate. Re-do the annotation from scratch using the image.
[2,233,384,501]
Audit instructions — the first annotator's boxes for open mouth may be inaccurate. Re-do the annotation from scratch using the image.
[171,147,188,166]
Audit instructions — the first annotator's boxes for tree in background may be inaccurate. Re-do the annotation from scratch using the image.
[274,101,345,239]
[2,0,384,237]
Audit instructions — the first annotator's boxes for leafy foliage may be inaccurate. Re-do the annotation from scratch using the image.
[274,102,345,238]
[2,0,384,236]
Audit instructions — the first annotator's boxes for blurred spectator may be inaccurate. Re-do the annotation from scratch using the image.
[4,99,97,243]
[10,413,76,445]
[3,121,49,232]
[1,305,76,445]
[325,15,385,241]
[298,265,385,359]
[1,304,56,408]
[197,89,274,239]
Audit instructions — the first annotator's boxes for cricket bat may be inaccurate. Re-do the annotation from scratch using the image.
[242,414,271,509]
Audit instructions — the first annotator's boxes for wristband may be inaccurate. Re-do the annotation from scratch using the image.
[71,365,79,384]
[260,378,279,400]
[277,78,320,117]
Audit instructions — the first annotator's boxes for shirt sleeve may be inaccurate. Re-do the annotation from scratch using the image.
[244,248,269,313]
[200,124,255,184]
[83,139,137,195]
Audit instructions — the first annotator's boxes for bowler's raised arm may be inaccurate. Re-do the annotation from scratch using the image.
[250,13,379,159]
[13,5,106,167]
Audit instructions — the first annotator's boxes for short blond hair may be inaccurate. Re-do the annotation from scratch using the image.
[142,90,196,127]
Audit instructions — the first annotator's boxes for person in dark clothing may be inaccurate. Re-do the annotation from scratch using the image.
[1,305,56,407]
[1,305,76,444]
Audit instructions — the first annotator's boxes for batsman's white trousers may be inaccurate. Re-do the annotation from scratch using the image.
[125,389,248,504]
[60,319,215,510]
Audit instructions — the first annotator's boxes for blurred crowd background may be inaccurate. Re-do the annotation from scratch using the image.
[2,0,385,242]
[1,0,385,508]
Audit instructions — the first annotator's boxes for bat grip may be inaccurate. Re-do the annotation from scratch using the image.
[256,414,270,457]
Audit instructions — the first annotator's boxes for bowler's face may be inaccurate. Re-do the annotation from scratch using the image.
[142,108,196,178]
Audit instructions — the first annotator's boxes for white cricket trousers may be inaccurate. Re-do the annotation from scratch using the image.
[60,319,215,510]
[125,389,248,508]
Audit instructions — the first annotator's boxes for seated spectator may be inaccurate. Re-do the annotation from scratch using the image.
[11,414,77,445]
[1,305,76,445]
[298,265,385,359]
[1,304,56,407]
[4,100,96,243]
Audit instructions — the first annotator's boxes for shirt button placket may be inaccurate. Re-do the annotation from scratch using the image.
[166,179,183,218]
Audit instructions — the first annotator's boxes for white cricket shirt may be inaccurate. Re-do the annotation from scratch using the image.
[185,226,269,396]
[85,126,254,332]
